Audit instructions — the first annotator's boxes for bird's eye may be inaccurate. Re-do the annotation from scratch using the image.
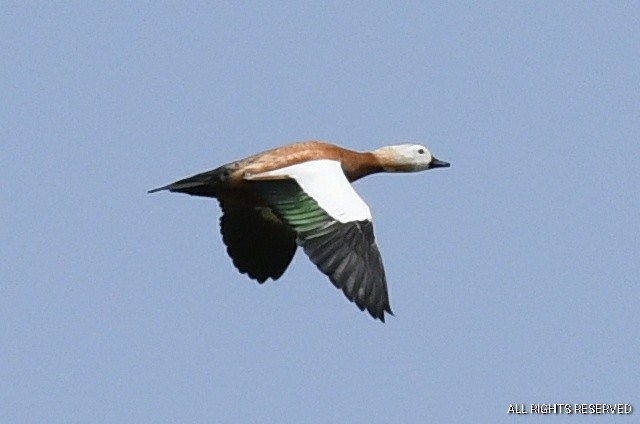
[418,148,425,154]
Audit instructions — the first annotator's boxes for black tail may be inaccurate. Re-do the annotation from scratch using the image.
[148,166,230,198]
[147,186,170,194]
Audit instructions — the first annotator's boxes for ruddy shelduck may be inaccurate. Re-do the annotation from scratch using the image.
[149,140,449,321]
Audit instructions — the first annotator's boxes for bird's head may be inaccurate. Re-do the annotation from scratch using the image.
[372,144,450,172]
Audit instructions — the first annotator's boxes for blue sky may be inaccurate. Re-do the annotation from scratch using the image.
[2,2,638,423]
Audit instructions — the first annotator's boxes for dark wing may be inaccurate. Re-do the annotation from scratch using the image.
[248,179,392,321]
[218,194,297,283]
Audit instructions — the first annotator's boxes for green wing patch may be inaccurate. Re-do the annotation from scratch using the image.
[247,179,336,237]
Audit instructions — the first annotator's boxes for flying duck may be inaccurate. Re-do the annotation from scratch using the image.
[149,141,449,321]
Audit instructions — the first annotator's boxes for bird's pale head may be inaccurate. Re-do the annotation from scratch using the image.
[373,144,450,172]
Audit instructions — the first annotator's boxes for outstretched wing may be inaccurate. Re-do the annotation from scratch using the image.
[246,160,392,321]
[218,194,297,283]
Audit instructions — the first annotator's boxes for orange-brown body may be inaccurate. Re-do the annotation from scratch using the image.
[224,141,384,188]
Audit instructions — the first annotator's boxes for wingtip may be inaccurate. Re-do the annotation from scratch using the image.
[375,306,394,323]
[370,308,393,323]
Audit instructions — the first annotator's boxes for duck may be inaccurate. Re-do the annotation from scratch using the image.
[149,140,450,322]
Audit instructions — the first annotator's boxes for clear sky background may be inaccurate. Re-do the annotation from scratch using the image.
[2,2,638,423]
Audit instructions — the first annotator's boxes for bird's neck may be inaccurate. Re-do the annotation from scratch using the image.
[341,151,385,182]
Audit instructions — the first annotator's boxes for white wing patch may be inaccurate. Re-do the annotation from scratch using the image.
[245,159,372,223]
